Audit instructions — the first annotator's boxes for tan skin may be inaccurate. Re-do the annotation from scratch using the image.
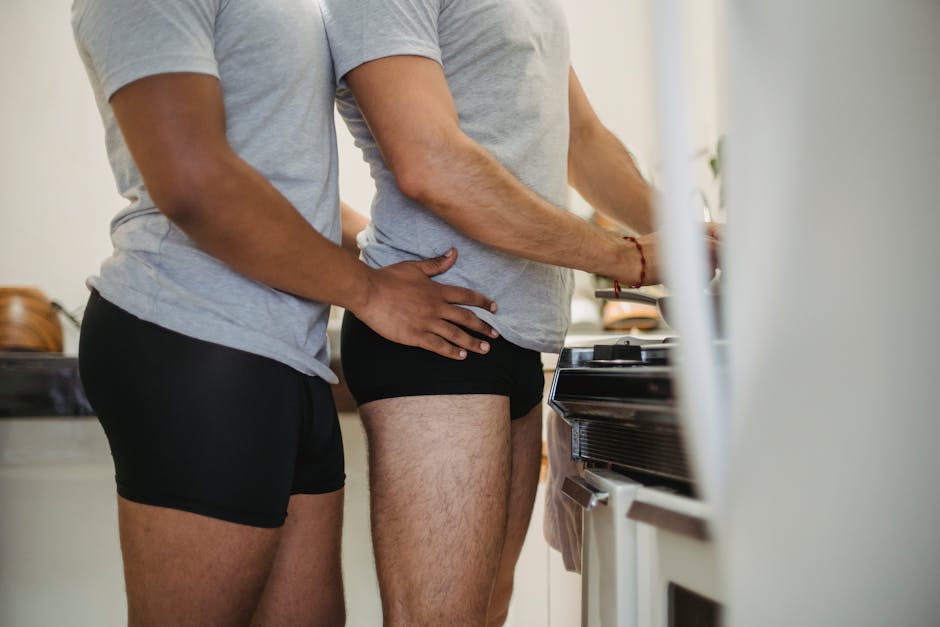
[342,57,721,626]
[105,71,504,626]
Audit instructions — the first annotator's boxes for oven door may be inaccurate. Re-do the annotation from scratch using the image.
[562,468,640,627]
[629,488,723,627]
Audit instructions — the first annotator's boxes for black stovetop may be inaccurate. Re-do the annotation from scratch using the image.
[548,335,726,486]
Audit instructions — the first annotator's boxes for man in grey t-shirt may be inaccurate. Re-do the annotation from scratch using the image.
[72,0,498,623]
[321,0,719,623]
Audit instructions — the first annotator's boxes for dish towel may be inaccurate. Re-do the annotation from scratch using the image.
[542,408,583,573]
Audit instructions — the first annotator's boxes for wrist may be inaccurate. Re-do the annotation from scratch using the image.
[613,235,646,294]
[597,230,631,279]
[340,262,377,316]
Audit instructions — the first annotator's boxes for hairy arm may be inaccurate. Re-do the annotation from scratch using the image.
[109,72,496,358]
[567,68,654,236]
[343,56,654,286]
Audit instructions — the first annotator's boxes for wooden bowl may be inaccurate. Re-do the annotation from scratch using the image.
[0,287,64,352]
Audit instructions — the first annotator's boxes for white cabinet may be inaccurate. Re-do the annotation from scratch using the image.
[0,418,126,627]
[506,481,582,627]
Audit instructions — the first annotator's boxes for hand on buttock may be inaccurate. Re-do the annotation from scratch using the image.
[353,248,499,360]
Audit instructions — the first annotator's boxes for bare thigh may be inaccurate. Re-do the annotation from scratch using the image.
[251,490,346,626]
[487,404,544,626]
[361,394,512,627]
[117,497,280,627]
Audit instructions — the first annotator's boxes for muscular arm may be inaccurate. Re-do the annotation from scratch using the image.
[109,72,496,359]
[567,68,654,236]
[343,56,653,286]
[112,74,372,309]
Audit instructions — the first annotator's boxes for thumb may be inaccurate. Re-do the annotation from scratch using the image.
[416,247,457,277]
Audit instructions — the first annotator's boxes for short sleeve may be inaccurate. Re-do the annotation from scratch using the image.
[320,0,443,83]
[72,0,220,101]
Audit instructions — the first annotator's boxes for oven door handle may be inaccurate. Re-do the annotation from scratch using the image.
[561,475,609,510]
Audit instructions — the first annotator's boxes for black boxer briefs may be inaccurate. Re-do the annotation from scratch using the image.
[340,310,544,420]
[78,290,344,528]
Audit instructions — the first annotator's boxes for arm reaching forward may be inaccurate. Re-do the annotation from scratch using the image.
[343,56,659,286]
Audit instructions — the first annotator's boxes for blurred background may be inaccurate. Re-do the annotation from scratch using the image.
[3,1,939,626]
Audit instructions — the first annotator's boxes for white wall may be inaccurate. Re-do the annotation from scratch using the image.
[561,0,723,217]
[724,3,940,625]
[0,0,120,353]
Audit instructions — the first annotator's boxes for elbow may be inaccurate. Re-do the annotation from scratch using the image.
[154,189,204,225]
[388,127,461,205]
[147,159,223,226]
[394,161,433,204]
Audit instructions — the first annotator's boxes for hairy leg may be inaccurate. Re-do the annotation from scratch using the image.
[360,395,512,627]
[487,405,544,627]
[117,497,279,627]
[251,490,346,626]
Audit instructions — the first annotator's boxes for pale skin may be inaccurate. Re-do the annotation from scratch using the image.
[343,57,719,626]
[359,397,542,627]
[105,71,501,626]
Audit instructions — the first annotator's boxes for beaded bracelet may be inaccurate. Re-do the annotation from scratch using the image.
[612,235,646,297]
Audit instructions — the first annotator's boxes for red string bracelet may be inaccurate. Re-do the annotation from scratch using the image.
[612,235,645,297]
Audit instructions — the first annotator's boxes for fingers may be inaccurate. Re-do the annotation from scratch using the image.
[433,321,492,356]
[416,247,458,277]
[422,336,467,360]
[413,316,495,360]
[441,285,498,313]
[440,304,500,339]
[405,315,494,359]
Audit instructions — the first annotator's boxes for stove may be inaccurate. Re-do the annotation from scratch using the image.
[549,336,726,627]
[548,336,727,492]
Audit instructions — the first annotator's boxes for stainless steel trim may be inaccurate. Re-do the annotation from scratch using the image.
[547,367,564,419]
[594,288,660,305]
[561,475,609,510]
[570,421,581,459]
[627,500,710,541]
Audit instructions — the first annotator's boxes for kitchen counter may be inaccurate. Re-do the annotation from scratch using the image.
[0,315,664,419]
[0,352,93,418]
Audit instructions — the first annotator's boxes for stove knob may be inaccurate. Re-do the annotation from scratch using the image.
[592,343,642,361]
[611,343,642,360]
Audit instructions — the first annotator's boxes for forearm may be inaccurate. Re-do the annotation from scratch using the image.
[402,133,639,282]
[163,153,373,312]
[568,124,654,235]
[340,201,369,255]
[342,56,644,285]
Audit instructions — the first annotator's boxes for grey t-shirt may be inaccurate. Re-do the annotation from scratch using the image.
[72,0,340,382]
[321,0,574,354]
